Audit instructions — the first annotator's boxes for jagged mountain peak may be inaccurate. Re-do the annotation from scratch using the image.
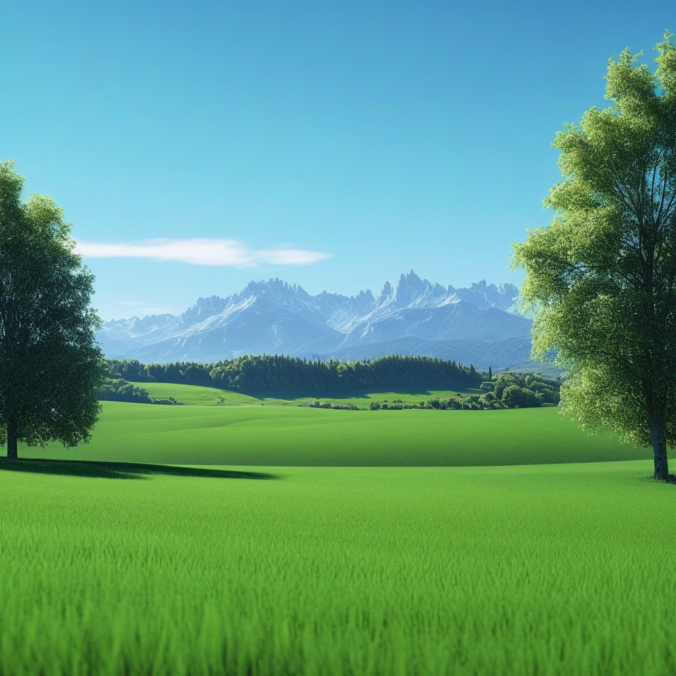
[392,270,450,306]
[180,296,230,324]
[191,295,227,308]
[247,277,292,292]
[98,273,528,368]
[242,278,312,302]
[380,280,393,295]
[395,269,423,292]
[398,269,423,284]
[456,280,520,311]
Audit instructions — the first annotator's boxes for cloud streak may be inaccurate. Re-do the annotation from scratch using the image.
[75,238,331,267]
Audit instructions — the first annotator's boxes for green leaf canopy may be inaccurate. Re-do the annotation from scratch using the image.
[513,33,676,476]
[0,161,103,454]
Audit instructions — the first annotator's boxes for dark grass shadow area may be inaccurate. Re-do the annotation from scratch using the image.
[0,458,278,481]
[249,386,482,402]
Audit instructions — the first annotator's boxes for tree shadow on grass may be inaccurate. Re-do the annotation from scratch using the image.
[0,458,278,481]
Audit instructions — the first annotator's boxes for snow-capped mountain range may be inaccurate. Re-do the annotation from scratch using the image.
[98,271,533,369]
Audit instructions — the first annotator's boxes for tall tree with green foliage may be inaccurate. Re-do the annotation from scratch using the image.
[0,162,103,459]
[513,33,676,480]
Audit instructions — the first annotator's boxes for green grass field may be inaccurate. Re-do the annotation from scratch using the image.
[19,402,649,466]
[131,381,480,407]
[2,459,676,675]
[134,381,265,406]
[5,394,674,675]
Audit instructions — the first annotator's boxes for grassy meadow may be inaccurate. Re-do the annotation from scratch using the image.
[4,387,673,675]
[19,401,647,466]
[130,381,481,407]
[2,460,676,675]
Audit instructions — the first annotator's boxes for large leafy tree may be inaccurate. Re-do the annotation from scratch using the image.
[514,33,676,480]
[0,162,103,459]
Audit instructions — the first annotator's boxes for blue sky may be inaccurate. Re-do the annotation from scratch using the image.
[4,1,675,319]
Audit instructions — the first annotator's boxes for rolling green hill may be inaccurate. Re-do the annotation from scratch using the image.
[129,381,482,407]
[20,402,650,466]
[132,381,264,406]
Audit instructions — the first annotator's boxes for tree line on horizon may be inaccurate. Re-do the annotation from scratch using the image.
[104,354,483,393]
[101,357,561,410]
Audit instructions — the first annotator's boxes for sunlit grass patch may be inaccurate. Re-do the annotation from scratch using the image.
[19,402,648,466]
[2,461,676,675]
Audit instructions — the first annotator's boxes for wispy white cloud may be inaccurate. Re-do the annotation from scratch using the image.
[75,238,331,267]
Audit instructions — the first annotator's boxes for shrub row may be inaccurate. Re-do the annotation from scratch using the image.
[96,378,182,405]
[369,372,561,411]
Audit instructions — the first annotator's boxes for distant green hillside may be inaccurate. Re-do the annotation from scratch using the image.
[21,403,650,467]
[129,381,264,406]
[129,381,481,407]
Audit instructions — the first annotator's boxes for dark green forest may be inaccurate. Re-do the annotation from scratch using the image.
[105,354,482,391]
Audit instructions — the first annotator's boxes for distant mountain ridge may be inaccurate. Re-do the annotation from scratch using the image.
[98,271,533,369]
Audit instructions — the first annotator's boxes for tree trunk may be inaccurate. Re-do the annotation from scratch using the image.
[6,422,17,460]
[650,416,669,480]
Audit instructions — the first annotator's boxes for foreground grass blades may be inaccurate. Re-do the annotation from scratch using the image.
[1,461,676,675]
